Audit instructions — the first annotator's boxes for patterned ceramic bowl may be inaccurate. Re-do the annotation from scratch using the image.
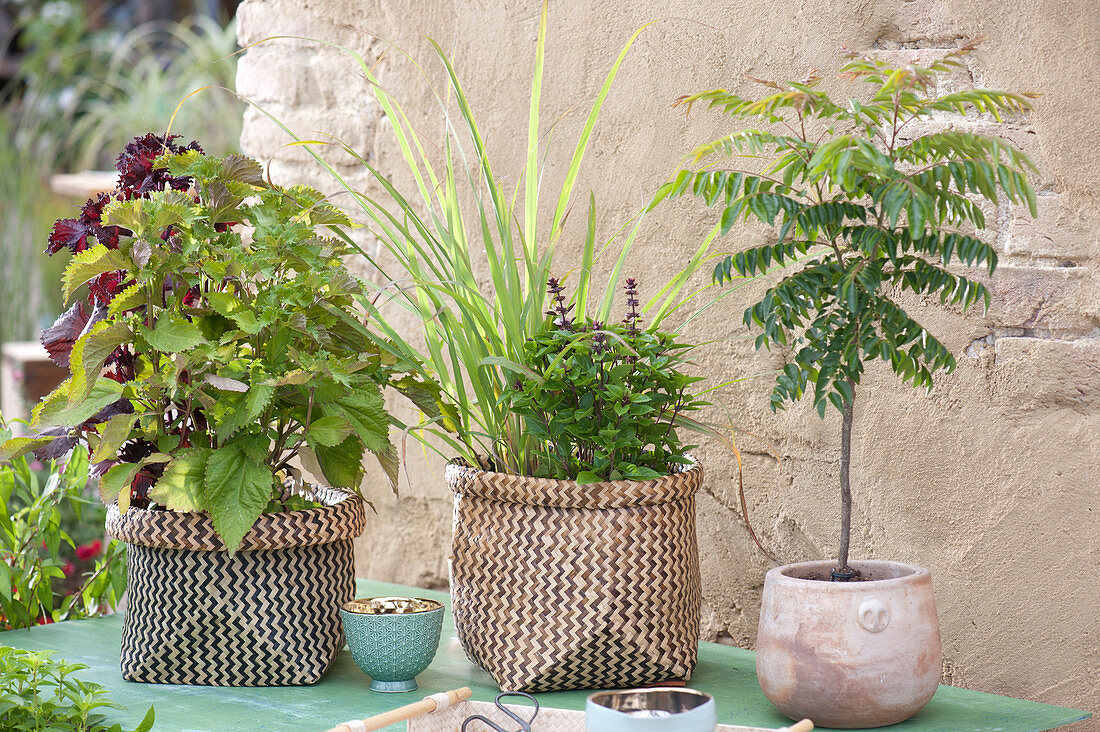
[339,596,445,692]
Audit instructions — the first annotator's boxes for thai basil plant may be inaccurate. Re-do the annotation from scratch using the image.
[661,43,1036,579]
[500,277,705,482]
[1,134,441,552]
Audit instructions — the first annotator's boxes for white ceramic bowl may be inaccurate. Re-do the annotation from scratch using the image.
[585,688,716,731]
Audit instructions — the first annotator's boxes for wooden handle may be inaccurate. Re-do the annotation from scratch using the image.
[782,720,814,732]
[325,687,472,732]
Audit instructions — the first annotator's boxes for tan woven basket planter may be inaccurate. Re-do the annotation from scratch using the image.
[105,485,365,686]
[447,460,703,693]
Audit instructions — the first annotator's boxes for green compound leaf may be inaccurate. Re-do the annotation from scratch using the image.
[330,385,391,455]
[107,282,146,318]
[92,411,139,463]
[135,706,157,732]
[222,153,265,185]
[374,441,400,491]
[99,462,140,504]
[0,435,63,462]
[212,379,274,440]
[37,378,123,429]
[207,291,269,335]
[102,190,192,237]
[306,415,353,448]
[313,434,364,489]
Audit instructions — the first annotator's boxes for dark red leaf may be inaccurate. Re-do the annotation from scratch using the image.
[40,302,89,368]
[46,193,126,256]
[104,345,136,383]
[88,272,132,306]
[129,464,164,510]
[31,427,78,461]
[82,192,125,249]
[90,458,117,478]
[87,398,135,425]
[116,133,202,199]
[46,218,88,255]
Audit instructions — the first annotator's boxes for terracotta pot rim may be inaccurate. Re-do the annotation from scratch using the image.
[768,559,930,587]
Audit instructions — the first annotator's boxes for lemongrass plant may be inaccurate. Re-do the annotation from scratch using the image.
[267,2,732,476]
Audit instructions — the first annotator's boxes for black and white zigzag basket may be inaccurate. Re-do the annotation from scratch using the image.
[105,485,365,686]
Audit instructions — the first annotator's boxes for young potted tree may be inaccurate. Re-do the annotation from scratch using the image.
[0,134,438,686]
[661,44,1037,726]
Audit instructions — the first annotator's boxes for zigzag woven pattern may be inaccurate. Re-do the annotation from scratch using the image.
[106,485,365,551]
[449,465,702,693]
[120,539,355,686]
[445,459,699,509]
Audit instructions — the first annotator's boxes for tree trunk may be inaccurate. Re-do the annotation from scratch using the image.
[833,381,858,581]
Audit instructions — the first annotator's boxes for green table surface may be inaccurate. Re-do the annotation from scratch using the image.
[0,579,1090,732]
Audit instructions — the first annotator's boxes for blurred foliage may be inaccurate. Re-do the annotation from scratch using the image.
[1,0,241,346]
[0,113,71,343]
[8,1,241,168]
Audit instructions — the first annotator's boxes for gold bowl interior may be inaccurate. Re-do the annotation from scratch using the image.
[342,596,443,615]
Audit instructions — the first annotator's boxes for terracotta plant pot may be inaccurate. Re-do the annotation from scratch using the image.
[447,460,702,692]
[105,485,365,686]
[755,559,941,729]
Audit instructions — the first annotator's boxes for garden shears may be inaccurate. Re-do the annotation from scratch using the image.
[460,691,539,731]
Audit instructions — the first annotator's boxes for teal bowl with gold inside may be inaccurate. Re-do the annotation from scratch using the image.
[339,596,445,692]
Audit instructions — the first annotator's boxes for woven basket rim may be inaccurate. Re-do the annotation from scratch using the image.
[105,483,366,551]
[445,455,702,509]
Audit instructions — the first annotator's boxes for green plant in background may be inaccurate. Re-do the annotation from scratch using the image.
[663,41,1037,578]
[1,135,441,552]
[10,3,241,169]
[65,15,241,170]
[0,114,72,344]
[280,0,718,476]
[0,647,154,732]
[0,1,241,346]
[500,277,705,482]
[0,424,125,630]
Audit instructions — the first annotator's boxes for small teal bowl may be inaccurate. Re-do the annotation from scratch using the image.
[586,688,717,731]
[339,596,445,693]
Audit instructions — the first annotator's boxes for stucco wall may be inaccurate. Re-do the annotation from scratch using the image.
[234,0,1099,722]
